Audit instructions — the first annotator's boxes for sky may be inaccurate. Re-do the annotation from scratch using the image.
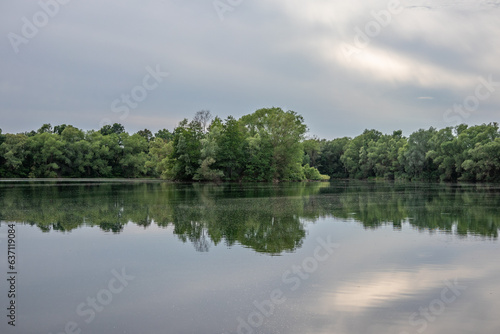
[1,0,499,139]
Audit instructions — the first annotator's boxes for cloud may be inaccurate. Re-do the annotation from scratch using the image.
[0,0,498,138]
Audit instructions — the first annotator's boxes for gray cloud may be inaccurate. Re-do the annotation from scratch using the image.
[1,0,499,139]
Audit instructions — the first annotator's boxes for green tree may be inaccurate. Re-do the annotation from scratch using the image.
[426,127,458,181]
[58,126,85,176]
[241,107,307,180]
[399,127,437,180]
[26,132,66,177]
[100,123,125,136]
[216,116,246,180]
[120,133,149,178]
[147,137,174,179]
[303,138,321,168]
[0,133,29,177]
[155,128,173,141]
[136,129,153,142]
[366,130,406,179]
[462,138,500,182]
[456,123,499,180]
[168,118,203,180]
[317,137,350,178]
[243,132,275,181]
[37,123,53,134]
[53,124,68,135]
[81,131,116,177]
[194,120,224,181]
[341,129,382,178]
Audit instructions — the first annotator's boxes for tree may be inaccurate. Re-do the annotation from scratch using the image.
[193,110,213,134]
[80,131,115,177]
[53,124,68,135]
[26,132,66,177]
[0,133,29,177]
[168,118,203,180]
[136,129,153,142]
[58,126,85,176]
[456,123,499,180]
[120,133,149,178]
[100,123,125,136]
[462,138,500,182]
[194,120,224,181]
[341,129,382,178]
[399,127,437,180]
[37,123,53,134]
[155,129,173,141]
[240,107,307,180]
[317,137,350,178]
[303,138,321,167]
[61,126,84,143]
[147,137,174,179]
[216,116,246,180]
[243,132,275,181]
[366,130,406,179]
[426,127,458,181]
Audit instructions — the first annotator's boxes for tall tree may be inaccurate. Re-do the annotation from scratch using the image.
[341,129,382,178]
[317,137,350,178]
[37,123,53,134]
[26,132,66,177]
[0,133,29,177]
[193,110,212,134]
[155,129,173,141]
[216,116,246,180]
[240,107,307,180]
[120,133,149,178]
[399,127,437,180]
[136,129,153,142]
[366,130,406,179]
[168,118,203,180]
[100,123,125,136]
[194,119,224,181]
[303,138,321,168]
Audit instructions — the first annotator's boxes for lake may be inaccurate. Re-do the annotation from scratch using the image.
[0,180,499,334]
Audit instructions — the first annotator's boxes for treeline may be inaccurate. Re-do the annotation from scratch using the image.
[1,107,499,182]
[311,122,500,182]
[0,108,327,181]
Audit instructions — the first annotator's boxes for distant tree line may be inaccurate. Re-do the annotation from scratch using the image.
[310,123,500,182]
[0,108,499,182]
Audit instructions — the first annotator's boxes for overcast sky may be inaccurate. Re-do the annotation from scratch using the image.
[1,0,499,139]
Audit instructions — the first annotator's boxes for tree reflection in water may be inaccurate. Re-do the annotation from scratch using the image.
[0,180,499,254]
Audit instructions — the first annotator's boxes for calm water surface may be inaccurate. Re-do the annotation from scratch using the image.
[0,180,499,334]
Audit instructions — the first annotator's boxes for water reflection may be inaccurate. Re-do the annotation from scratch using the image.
[0,181,499,255]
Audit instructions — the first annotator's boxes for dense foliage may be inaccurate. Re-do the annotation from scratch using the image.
[1,108,499,182]
[312,123,500,182]
[0,108,327,181]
